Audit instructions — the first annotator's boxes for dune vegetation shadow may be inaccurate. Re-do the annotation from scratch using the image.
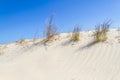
[61,39,73,46]
[80,41,98,50]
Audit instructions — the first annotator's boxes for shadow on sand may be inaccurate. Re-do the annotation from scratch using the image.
[80,41,98,49]
[61,39,73,46]
[73,41,98,54]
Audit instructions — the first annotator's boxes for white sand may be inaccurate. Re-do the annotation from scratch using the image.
[0,29,120,80]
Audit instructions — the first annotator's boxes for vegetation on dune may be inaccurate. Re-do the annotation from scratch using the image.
[44,14,58,44]
[94,20,111,42]
[6,16,114,46]
[71,26,81,41]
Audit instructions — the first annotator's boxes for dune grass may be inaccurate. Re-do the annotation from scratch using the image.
[94,21,110,42]
[44,14,58,45]
[71,26,81,41]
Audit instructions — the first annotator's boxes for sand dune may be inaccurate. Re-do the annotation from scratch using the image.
[0,29,120,80]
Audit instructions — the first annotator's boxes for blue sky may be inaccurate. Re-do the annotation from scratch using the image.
[0,0,120,44]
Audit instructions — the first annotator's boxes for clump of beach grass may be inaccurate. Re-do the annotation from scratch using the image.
[44,14,58,45]
[71,26,81,41]
[94,20,110,42]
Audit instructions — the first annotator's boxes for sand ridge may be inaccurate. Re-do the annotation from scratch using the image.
[0,29,120,80]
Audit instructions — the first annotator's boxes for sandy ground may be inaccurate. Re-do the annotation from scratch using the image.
[0,29,120,80]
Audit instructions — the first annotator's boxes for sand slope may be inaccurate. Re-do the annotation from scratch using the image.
[0,29,120,80]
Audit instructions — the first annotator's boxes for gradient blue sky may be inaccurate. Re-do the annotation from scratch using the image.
[0,0,120,44]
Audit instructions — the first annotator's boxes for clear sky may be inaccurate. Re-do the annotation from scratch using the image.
[0,0,120,44]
